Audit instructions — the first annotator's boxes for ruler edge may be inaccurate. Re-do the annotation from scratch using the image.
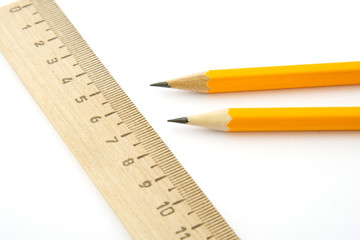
[3,0,240,239]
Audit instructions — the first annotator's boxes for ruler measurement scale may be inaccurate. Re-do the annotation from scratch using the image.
[0,1,239,239]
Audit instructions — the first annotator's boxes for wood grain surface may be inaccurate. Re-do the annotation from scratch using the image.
[0,1,239,239]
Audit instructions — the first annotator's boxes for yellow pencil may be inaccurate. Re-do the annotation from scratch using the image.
[151,62,360,93]
[168,107,360,131]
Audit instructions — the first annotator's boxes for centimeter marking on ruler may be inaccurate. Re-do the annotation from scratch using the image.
[0,1,239,239]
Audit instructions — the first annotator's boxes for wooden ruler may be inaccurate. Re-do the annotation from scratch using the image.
[0,1,239,239]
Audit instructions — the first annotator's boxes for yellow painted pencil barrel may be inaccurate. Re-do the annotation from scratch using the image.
[151,62,360,93]
[168,107,360,131]
[207,62,360,93]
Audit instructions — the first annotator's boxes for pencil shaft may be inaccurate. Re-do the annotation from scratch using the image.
[207,62,360,93]
[227,107,360,131]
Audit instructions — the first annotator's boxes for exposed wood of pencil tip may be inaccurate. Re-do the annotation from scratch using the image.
[168,109,232,131]
[151,71,210,92]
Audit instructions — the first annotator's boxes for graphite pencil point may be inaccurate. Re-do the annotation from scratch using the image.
[168,117,189,124]
[150,81,170,88]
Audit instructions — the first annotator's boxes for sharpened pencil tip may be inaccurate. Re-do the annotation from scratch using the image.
[150,81,170,88]
[168,117,189,124]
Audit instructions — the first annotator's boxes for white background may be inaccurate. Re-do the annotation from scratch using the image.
[0,0,360,239]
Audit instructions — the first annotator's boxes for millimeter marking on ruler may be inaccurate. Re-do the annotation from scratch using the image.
[0,1,239,239]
